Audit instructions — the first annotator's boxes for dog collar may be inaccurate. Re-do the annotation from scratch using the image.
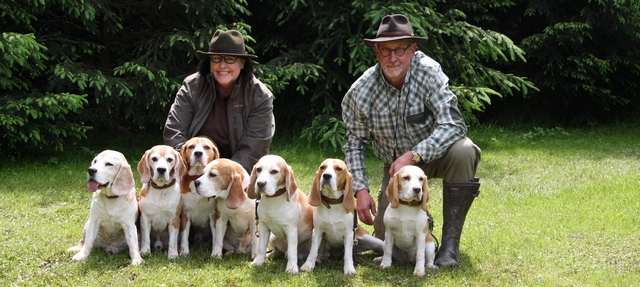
[150,179,177,189]
[321,195,344,209]
[398,198,422,206]
[265,187,286,198]
[104,194,119,199]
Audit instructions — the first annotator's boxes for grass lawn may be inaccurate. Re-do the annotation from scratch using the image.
[1,124,638,286]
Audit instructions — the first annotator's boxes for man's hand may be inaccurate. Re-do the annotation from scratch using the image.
[389,150,414,176]
[355,189,376,225]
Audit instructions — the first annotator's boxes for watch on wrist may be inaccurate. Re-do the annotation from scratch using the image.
[411,151,422,164]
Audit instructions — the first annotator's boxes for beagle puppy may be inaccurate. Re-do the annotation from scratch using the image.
[179,137,219,256]
[193,158,257,259]
[247,155,315,274]
[137,145,186,260]
[301,158,384,275]
[378,165,437,276]
[67,150,143,266]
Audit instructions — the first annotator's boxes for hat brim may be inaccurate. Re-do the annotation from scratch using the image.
[197,50,258,58]
[364,36,426,47]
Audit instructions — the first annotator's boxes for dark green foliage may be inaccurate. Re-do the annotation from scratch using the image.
[3,0,636,155]
[250,0,535,148]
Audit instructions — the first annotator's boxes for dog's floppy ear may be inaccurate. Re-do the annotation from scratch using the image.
[308,166,323,207]
[421,174,429,212]
[180,142,191,169]
[210,143,220,160]
[343,169,357,212]
[173,150,187,182]
[284,164,298,202]
[112,157,135,196]
[247,165,259,199]
[225,166,246,210]
[386,172,400,208]
[137,150,151,183]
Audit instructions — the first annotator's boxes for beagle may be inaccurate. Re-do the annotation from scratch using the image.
[301,158,384,275]
[193,158,257,259]
[179,137,219,256]
[67,150,144,266]
[247,155,315,274]
[137,145,186,260]
[378,165,437,276]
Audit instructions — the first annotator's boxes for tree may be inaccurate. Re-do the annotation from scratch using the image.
[519,0,640,124]
[247,0,536,148]
[1,0,251,156]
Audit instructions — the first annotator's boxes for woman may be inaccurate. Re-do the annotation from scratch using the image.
[163,29,275,172]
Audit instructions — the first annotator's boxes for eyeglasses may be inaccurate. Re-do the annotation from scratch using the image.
[377,42,413,57]
[210,55,239,64]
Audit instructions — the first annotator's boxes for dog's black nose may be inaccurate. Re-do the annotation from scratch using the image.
[413,187,422,193]
[194,180,200,188]
[194,151,203,157]
[88,168,97,176]
[322,173,332,180]
[157,167,166,174]
[257,181,266,188]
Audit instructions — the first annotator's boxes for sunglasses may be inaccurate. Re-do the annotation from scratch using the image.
[210,55,239,64]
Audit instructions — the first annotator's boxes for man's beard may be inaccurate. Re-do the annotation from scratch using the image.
[382,62,403,79]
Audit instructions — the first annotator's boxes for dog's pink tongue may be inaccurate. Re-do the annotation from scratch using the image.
[87,180,100,192]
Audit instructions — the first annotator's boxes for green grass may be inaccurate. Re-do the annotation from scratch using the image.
[1,125,639,286]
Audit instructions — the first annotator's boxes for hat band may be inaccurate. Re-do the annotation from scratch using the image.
[209,49,247,54]
[377,31,415,37]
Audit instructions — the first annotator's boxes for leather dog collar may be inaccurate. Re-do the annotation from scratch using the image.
[150,179,177,189]
[265,187,286,198]
[398,198,422,206]
[321,195,344,209]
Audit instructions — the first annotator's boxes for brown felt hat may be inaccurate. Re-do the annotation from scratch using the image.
[364,14,426,47]
[197,29,257,58]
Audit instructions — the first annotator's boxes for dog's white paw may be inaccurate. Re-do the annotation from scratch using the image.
[211,252,223,259]
[344,265,356,276]
[131,257,144,266]
[250,258,265,267]
[72,252,88,261]
[285,264,299,275]
[300,261,314,272]
[373,256,383,263]
[413,267,425,277]
[140,246,151,256]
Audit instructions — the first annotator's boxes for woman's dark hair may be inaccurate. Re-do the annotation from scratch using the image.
[197,57,255,83]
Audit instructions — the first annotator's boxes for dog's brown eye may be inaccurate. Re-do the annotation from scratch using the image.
[335,167,343,171]
[167,158,174,163]
[105,162,114,166]
[151,157,158,162]
[403,175,411,180]
[269,169,278,174]
[209,172,217,178]
[188,145,195,150]
[320,165,327,170]
[204,146,210,150]
[256,167,262,173]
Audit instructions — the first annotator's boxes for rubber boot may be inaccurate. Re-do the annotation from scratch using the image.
[434,178,480,267]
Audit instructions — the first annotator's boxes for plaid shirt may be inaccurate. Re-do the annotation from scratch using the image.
[342,51,467,192]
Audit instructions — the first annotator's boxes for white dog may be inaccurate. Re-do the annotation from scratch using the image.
[247,155,315,274]
[193,158,257,259]
[67,150,143,266]
[137,145,186,260]
[179,136,219,256]
[378,165,437,276]
[301,158,384,275]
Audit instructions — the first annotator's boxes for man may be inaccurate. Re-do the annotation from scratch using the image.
[341,14,481,268]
